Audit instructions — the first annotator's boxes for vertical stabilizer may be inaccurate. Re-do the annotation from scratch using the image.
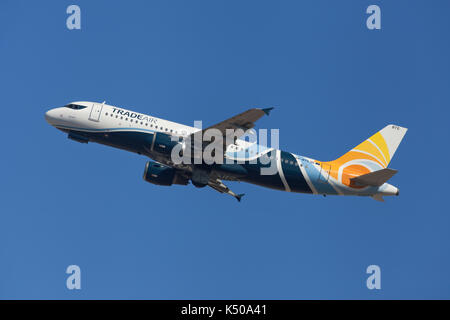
[322,125,407,188]
[331,125,408,171]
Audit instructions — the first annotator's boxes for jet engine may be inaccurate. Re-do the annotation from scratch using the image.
[143,161,188,186]
[152,133,183,156]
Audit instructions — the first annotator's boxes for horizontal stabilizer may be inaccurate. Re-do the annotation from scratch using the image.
[350,168,398,187]
[372,194,385,202]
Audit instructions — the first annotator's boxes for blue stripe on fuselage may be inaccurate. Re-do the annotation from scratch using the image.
[280,151,313,194]
[60,126,316,195]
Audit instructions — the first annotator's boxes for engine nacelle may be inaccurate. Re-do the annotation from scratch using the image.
[143,161,188,186]
[152,133,182,155]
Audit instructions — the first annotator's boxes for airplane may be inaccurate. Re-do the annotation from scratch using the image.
[45,101,407,202]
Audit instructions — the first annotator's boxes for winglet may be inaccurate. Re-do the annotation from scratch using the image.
[235,193,245,202]
[262,107,274,116]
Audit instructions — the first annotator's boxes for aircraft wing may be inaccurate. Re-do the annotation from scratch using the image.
[204,107,273,136]
[189,107,274,149]
[208,179,245,202]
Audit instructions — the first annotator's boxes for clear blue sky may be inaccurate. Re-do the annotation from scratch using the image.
[0,0,449,299]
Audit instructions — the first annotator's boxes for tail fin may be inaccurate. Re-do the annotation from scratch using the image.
[333,124,408,170]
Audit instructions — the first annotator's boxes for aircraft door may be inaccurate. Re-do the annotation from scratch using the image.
[89,103,103,122]
[318,163,331,182]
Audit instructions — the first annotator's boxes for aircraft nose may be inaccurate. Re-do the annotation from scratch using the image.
[45,108,58,125]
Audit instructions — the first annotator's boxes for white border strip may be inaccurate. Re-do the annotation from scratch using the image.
[276,150,291,192]
[367,139,388,166]
[296,157,318,194]
[351,148,386,168]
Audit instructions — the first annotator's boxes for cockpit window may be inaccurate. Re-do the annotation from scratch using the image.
[65,104,87,110]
